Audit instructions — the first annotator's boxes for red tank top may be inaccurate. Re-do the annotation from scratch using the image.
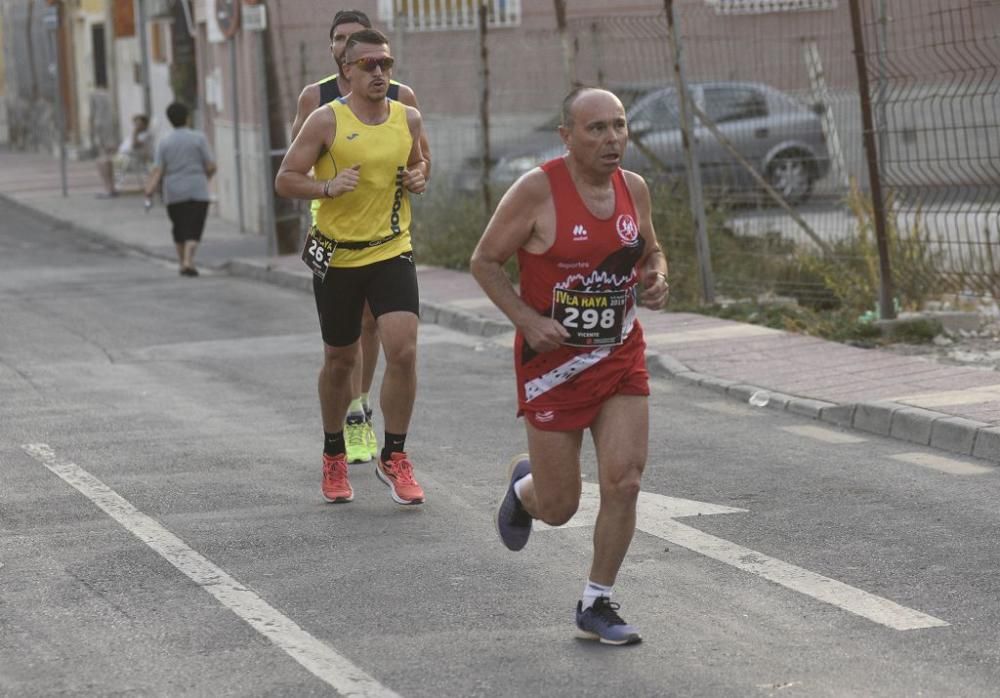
[514,157,647,413]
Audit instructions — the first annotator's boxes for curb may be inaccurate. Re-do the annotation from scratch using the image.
[646,352,997,462]
[0,192,183,268]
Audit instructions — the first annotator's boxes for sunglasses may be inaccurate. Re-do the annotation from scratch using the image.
[348,56,395,72]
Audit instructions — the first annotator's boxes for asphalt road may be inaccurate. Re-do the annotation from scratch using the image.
[3,200,1000,697]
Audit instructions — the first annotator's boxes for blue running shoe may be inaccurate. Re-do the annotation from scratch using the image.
[575,598,642,645]
[495,455,532,551]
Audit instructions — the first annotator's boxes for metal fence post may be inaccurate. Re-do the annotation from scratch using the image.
[478,0,492,213]
[848,0,896,320]
[664,0,714,305]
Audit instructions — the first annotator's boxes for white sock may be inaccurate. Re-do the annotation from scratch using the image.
[581,580,613,610]
[513,473,533,502]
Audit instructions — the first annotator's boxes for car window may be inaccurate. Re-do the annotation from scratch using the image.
[704,87,768,124]
[629,92,680,131]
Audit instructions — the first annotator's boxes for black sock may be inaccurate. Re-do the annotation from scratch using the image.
[324,431,345,457]
[381,432,406,462]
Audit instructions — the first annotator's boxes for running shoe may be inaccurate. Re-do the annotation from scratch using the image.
[495,455,532,551]
[575,597,642,645]
[362,415,378,461]
[345,420,371,464]
[376,452,425,505]
[321,453,353,503]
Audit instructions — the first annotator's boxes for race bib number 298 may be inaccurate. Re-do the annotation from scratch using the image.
[552,288,628,348]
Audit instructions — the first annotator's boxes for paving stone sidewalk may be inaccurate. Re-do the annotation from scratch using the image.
[2,148,997,462]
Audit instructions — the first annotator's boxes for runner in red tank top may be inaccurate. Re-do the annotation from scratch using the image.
[515,156,647,430]
[471,87,669,645]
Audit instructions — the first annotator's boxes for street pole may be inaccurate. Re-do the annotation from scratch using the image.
[478,0,492,213]
[229,36,245,233]
[553,0,574,93]
[44,4,67,197]
[848,0,896,320]
[664,0,714,304]
[135,0,152,119]
[250,15,276,251]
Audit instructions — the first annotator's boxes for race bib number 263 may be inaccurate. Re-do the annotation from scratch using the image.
[551,288,628,348]
[301,230,336,279]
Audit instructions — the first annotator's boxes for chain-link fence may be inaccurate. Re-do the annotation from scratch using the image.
[856,0,1000,302]
[380,0,998,313]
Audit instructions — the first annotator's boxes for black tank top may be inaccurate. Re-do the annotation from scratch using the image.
[318,75,401,105]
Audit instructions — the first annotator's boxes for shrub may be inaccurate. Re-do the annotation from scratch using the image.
[798,179,944,314]
[410,188,490,271]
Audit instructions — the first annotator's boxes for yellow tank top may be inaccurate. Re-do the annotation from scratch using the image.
[313,99,413,268]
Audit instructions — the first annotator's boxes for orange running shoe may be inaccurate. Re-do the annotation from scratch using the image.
[322,453,353,503]
[375,452,425,505]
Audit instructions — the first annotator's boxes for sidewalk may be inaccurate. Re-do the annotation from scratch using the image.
[2,149,998,462]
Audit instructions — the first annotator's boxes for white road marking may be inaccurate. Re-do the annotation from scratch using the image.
[781,425,868,444]
[889,452,993,476]
[22,443,401,698]
[540,484,948,631]
[644,324,781,345]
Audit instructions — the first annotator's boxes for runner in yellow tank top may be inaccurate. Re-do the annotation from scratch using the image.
[312,98,413,268]
[288,10,433,469]
[276,28,429,506]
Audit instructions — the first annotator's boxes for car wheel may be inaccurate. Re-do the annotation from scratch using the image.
[765,151,815,205]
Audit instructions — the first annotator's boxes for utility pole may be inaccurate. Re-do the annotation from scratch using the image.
[135,0,152,118]
[44,3,67,197]
[848,0,896,319]
[245,2,276,248]
[229,36,245,233]
[478,0,492,213]
[664,0,714,304]
[553,0,575,92]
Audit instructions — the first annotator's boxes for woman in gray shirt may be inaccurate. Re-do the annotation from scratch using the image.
[145,102,217,277]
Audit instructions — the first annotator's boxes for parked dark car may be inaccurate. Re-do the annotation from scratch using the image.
[485,81,831,205]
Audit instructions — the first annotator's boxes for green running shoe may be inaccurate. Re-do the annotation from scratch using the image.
[345,419,371,464]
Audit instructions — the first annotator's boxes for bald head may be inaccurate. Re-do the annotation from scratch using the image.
[560,87,624,129]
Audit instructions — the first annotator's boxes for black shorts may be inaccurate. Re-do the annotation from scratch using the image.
[166,200,209,244]
[313,252,420,347]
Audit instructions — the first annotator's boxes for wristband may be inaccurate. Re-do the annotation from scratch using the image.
[322,179,331,198]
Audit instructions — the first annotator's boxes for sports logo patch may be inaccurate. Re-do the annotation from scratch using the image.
[534,410,556,423]
[616,214,639,247]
